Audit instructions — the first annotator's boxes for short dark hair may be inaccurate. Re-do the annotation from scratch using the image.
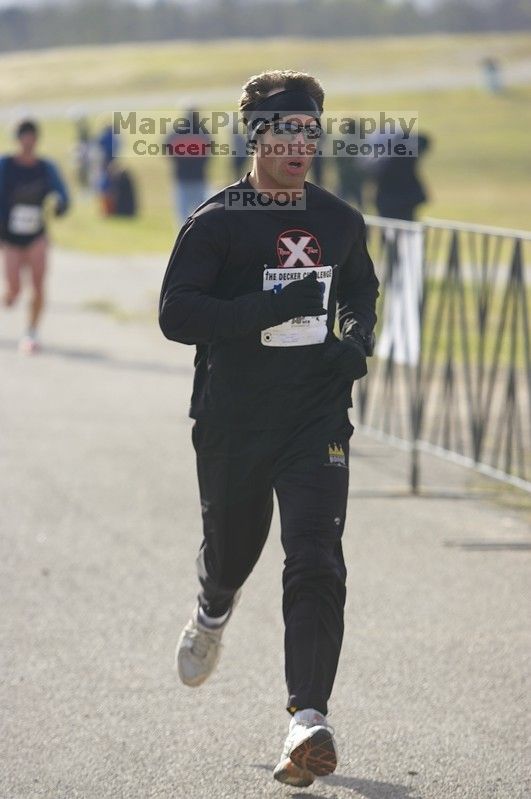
[239,70,324,125]
[16,119,39,138]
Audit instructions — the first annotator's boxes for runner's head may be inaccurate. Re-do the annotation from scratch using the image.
[240,71,324,189]
[16,119,39,157]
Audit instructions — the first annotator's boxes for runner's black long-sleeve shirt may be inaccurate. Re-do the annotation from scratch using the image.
[159,174,379,428]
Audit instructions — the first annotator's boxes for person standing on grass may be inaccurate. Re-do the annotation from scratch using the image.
[159,70,379,788]
[164,107,210,224]
[375,132,431,221]
[0,119,69,354]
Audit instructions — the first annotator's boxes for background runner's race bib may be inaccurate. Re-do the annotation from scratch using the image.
[8,204,43,236]
[261,265,333,347]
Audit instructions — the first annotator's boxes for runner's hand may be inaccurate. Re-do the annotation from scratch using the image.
[323,334,368,381]
[271,272,327,324]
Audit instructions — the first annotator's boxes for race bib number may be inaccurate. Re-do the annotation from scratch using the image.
[8,204,43,236]
[261,265,333,347]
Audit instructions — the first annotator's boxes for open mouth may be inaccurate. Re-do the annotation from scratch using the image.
[286,159,304,173]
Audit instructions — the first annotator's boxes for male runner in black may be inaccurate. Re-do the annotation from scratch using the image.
[0,119,69,353]
[159,70,379,788]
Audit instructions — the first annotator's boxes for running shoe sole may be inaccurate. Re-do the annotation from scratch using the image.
[289,727,337,777]
[273,757,315,787]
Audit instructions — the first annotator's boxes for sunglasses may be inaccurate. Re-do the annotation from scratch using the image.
[265,120,323,141]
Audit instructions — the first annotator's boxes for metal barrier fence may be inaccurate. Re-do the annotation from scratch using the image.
[356,216,531,493]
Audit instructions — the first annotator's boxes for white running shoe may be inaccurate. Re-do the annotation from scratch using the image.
[273,708,338,785]
[175,590,241,687]
[18,334,40,355]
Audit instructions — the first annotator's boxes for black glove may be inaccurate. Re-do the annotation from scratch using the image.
[324,321,375,381]
[270,271,327,324]
[323,335,367,382]
[342,318,375,356]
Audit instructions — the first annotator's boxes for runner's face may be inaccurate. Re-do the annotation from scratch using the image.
[18,132,37,156]
[255,113,318,188]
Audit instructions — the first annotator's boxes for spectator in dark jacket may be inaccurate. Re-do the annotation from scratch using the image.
[375,133,431,221]
[165,108,211,223]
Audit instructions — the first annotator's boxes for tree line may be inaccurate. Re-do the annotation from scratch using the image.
[1,0,530,53]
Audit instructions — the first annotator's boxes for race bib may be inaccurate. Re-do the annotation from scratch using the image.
[261,265,333,347]
[8,204,43,236]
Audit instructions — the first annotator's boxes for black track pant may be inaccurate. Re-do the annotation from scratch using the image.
[191,410,354,717]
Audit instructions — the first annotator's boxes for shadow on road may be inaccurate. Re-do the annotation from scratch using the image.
[444,540,531,552]
[311,773,418,798]
[348,489,498,501]
[252,765,418,798]
[0,337,191,377]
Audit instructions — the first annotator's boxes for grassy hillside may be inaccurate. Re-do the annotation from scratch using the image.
[1,33,529,105]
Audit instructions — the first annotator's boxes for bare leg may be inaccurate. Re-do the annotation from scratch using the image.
[25,235,48,332]
[3,243,24,307]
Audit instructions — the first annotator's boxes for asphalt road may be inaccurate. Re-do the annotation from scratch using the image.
[1,249,530,799]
